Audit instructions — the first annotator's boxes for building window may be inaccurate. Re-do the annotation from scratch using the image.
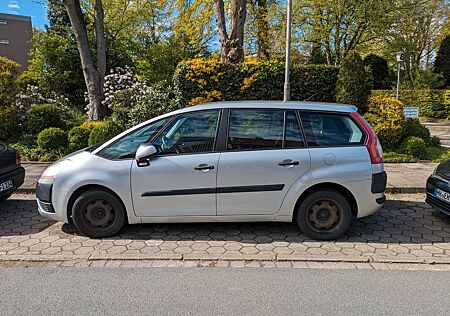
[0,20,6,25]
[0,40,9,45]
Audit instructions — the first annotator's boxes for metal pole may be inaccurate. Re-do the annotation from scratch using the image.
[396,62,400,100]
[283,0,292,102]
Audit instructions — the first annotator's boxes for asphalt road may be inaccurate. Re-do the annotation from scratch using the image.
[0,267,449,315]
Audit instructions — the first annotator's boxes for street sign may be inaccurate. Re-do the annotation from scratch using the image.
[404,107,419,119]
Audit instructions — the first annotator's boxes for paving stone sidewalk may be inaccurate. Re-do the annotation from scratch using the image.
[20,162,438,194]
[1,193,449,267]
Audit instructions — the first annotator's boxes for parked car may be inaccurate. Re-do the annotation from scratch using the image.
[0,142,25,201]
[426,160,450,216]
[36,102,387,240]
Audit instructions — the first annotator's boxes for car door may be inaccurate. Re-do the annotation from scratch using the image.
[217,109,311,216]
[131,109,221,217]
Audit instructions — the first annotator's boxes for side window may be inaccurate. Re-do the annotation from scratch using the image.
[284,111,305,148]
[152,110,219,155]
[97,118,169,159]
[227,109,284,151]
[300,111,365,147]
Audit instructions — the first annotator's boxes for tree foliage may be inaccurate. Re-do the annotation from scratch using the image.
[336,51,371,112]
[434,35,450,88]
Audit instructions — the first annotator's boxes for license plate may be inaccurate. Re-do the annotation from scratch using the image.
[0,180,13,193]
[434,188,450,203]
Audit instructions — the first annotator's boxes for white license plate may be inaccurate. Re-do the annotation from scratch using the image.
[434,188,450,203]
[0,180,13,193]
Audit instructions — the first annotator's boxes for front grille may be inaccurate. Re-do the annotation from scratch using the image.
[37,199,55,213]
[426,194,450,215]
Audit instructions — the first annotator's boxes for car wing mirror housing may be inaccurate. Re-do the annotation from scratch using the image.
[135,144,159,166]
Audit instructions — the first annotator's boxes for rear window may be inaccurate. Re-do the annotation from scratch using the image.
[300,111,365,147]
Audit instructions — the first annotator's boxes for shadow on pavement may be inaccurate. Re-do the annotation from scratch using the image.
[2,197,449,244]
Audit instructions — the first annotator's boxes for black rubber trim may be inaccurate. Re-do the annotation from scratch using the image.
[376,195,386,204]
[214,108,229,152]
[371,171,387,194]
[36,182,53,203]
[142,184,285,197]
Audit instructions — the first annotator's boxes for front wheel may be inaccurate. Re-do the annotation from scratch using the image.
[295,189,352,240]
[71,189,126,238]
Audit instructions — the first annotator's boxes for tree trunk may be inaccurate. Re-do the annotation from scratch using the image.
[94,0,106,95]
[255,0,270,59]
[215,0,247,63]
[63,0,106,120]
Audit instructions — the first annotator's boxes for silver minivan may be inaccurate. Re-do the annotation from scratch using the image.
[37,102,387,240]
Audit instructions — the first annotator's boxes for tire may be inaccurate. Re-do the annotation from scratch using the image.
[295,189,352,240]
[0,192,13,202]
[71,189,126,238]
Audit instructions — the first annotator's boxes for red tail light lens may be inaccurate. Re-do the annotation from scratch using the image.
[15,151,21,165]
[350,112,383,164]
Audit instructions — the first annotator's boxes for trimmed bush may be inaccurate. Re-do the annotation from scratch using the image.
[68,126,91,151]
[336,51,371,113]
[37,128,68,151]
[400,136,427,159]
[0,106,21,142]
[88,120,124,146]
[404,119,431,142]
[27,104,65,134]
[363,54,391,90]
[364,96,406,148]
[174,58,339,106]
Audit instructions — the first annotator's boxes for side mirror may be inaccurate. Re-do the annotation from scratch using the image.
[135,144,159,166]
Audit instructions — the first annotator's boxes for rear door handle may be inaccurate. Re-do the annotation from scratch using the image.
[195,164,215,171]
[278,159,299,166]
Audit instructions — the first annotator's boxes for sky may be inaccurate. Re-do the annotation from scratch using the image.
[0,0,48,29]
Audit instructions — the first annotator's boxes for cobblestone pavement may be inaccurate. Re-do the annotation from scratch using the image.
[1,193,450,268]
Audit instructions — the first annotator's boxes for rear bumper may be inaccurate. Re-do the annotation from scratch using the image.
[0,166,25,196]
[426,176,450,216]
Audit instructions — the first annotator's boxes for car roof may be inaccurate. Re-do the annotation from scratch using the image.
[174,101,357,113]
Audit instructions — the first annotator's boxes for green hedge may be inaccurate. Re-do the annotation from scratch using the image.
[37,127,68,151]
[174,58,339,106]
[371,89,450,119]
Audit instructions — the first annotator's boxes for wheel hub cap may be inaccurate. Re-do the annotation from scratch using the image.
[307,200,341,231]
[84,199,115,228]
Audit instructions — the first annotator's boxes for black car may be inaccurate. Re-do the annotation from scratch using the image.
[0,142,25,201]
[426,159,450,216]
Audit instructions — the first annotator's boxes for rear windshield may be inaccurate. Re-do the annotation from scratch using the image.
[300,111,366,147]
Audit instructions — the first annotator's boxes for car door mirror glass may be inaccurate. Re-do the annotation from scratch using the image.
[135,144,159,164]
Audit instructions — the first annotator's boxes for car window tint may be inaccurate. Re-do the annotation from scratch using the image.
[284,111,305,148]
[97,118,168,159]
[300,111,365,147]
[152,110,219,155]
[227,109,284,151]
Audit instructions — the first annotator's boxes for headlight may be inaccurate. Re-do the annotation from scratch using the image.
[40,160,73,180]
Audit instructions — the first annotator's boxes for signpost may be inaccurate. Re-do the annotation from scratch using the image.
[403,107,419,119]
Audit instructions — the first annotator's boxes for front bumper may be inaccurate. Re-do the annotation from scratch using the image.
[426,176,450,216]
[0,166,25,197]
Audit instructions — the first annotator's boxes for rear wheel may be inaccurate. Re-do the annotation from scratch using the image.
[71,189,126,238]
[295,189,352,240]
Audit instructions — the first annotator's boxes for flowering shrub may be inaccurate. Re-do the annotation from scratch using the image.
[103,67,182,128]
[16,84,71,117]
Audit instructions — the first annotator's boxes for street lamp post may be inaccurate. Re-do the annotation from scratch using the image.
[283,0,292,102]
[396,52,403,100]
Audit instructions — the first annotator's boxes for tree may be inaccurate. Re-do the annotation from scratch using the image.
[363,54,391,89]
[336,51,371,112]
[215,0,247,63]
[434,35,450,88]
[0,57,20,109]
[63,0,107,120]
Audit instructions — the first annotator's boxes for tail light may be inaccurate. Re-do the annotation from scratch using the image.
[15,151,21,165]
[350,112,383,164]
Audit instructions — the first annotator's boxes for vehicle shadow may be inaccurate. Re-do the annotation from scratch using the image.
[2,196,449,245]
[68,198,450,245]
[0,198,57,236]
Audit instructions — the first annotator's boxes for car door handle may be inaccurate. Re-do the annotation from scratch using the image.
[278,159,299,166]
[194,164,215,171]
